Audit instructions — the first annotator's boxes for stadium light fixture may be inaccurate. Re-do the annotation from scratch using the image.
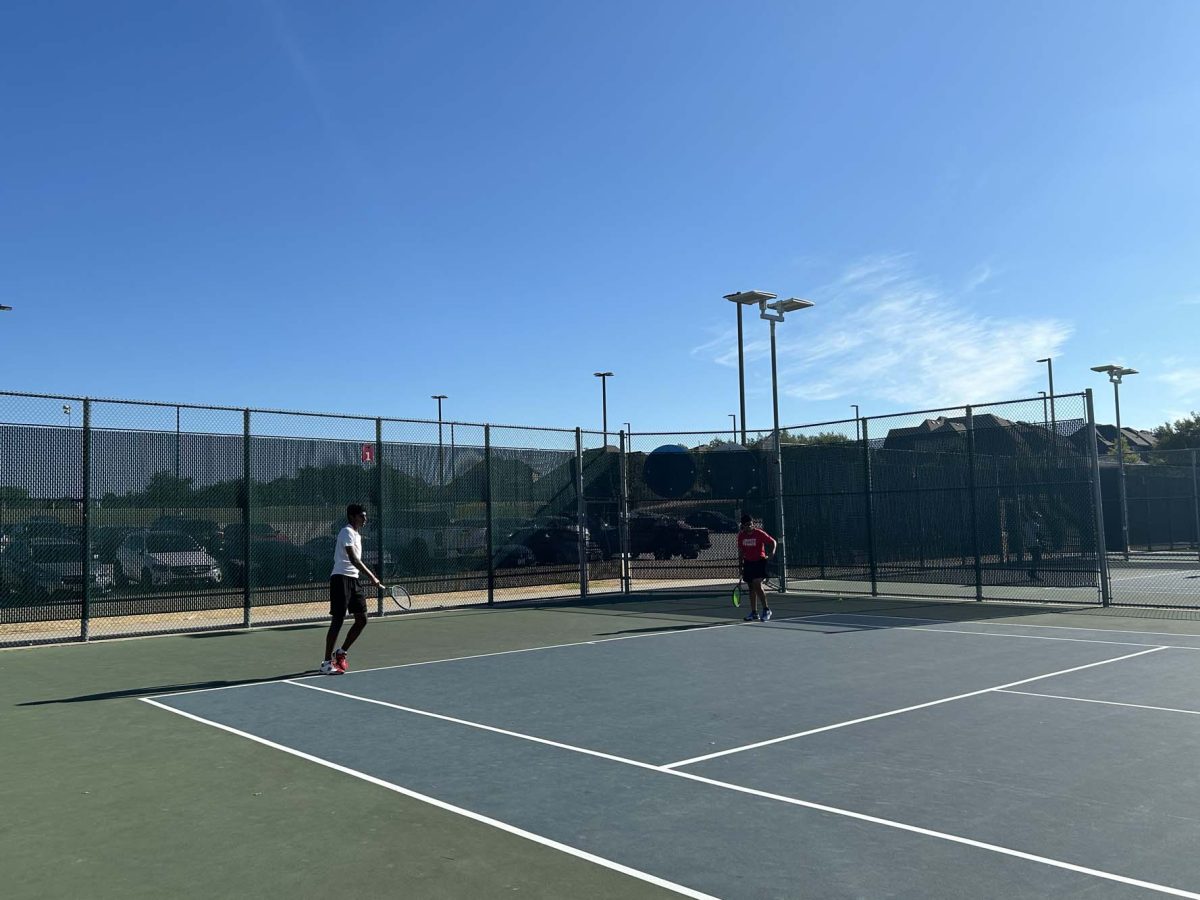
[593,372,613,446]
[1091,364,1138,559]
[1036,357,1056,436]
[760,296,815,593]
[431,395,448,485]
[724,291,777,445]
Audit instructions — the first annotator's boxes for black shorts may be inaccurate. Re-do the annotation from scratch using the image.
[742,559,768,581]
[330,575,367,617]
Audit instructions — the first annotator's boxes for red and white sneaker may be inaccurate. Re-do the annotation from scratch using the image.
[333,650,349,674]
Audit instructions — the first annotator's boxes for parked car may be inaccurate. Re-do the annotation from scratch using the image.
[629,514,710,560]
[301,536,395,575]
[327,513,487,575]
[493,543,537,569]
[222,522,292,549]
[684,510,739,533]
[92,525,138,564]
[0,538,113,601]
[151,516,225,555]
[116,530,223,589]
[226,539,320,587]
[9,517,77,544]
[504,516,602,565]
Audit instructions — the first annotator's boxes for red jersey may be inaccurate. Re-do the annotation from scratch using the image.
[738,527,774,561]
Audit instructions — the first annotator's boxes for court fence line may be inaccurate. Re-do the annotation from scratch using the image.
[0,388,1190,647]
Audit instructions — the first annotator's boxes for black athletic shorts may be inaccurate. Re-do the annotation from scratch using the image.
[742,558,768,581]
[330,574,367,617]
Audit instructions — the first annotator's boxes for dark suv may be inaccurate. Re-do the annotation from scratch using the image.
[629,514,710,560]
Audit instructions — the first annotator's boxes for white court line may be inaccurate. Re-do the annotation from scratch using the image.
[662,647,1166,768]
[288,680,666,771]
[804,612,1200,646]
[147,608,1192,703]
[139,699,717,900]
[791,616,1156,648]
[997,689,1200,718]
[148,618,750,699]
[142,689,1200,899]
[1110,570,1200,583]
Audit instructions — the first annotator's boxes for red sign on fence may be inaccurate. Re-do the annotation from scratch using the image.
[361,444,375,463]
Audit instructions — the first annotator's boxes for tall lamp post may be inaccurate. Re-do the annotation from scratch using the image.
[1038,391,1048,430]
[1037,357,1056,439]
[729,413,737,443]
[1091,364,1137,560]
[758,296,815,593]
[851,404,861,442]
[724,291,777,445]
[431,394,447,485]
[593,372,613,446]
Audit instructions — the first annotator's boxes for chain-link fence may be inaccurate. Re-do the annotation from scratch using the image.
[1100,446,1200,608]
[4,388,1195,646]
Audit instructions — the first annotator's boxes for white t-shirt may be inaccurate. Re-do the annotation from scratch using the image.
[331,525,362,578]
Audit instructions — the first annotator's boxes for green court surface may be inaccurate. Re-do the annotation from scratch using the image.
[9,590,1200,899]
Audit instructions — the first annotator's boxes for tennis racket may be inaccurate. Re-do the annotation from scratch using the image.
[384,584,412,612]
[732,567,744,607]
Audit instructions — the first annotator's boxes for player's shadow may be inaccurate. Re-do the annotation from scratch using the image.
[17,672,313,706]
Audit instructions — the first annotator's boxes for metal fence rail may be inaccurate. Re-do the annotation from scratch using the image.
[2,387,1192,646]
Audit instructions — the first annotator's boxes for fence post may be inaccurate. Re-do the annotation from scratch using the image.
[861,417,878,596]
[619,429,631,594]
[1085,390,1112,605]
[242,409,252,628]
[1192,449,1199,564]
[485,424,495,605]
[575,428,588,598]
[966,406,983,601]
[773,422,788,593]
[375,418,384,617]
[81,399,91,642]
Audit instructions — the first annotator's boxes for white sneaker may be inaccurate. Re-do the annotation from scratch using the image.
[319,660,337,675]
[761,608,773,622]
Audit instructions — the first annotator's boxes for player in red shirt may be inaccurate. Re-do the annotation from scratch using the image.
[737,513,777,621]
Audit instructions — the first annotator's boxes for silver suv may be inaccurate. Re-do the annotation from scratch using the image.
[116,530,223,589]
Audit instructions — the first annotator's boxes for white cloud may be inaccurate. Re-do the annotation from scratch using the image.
[697,255,1073,409]
[964,263,993,293]
[1158,367,1200,404]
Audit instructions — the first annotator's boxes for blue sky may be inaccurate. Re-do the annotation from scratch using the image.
[2,0,1198,435]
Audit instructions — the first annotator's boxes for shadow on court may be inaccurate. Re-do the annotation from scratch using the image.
[17,671,313,706]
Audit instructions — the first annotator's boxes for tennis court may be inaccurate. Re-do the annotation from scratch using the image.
[11,590,1200,899]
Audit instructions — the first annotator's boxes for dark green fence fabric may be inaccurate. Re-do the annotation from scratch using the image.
[6,388,1176,646]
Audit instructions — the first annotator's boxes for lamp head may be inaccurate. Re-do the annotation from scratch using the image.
[724,290,776,306]
[1091,364,1137,384]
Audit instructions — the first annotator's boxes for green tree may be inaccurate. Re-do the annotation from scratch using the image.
[1153,412,1200,451]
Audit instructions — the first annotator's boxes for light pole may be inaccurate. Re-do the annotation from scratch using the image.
[594,372,613,446]
[729,413,737,443]
[1037,357,1056,438]
[724,291,777,445]
[63,404,71,429]
[1038,391,1048,430]
[759,296,815,593]
[431,395,447,485]
[851,404,861,442]
[1092,364,1137,560]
